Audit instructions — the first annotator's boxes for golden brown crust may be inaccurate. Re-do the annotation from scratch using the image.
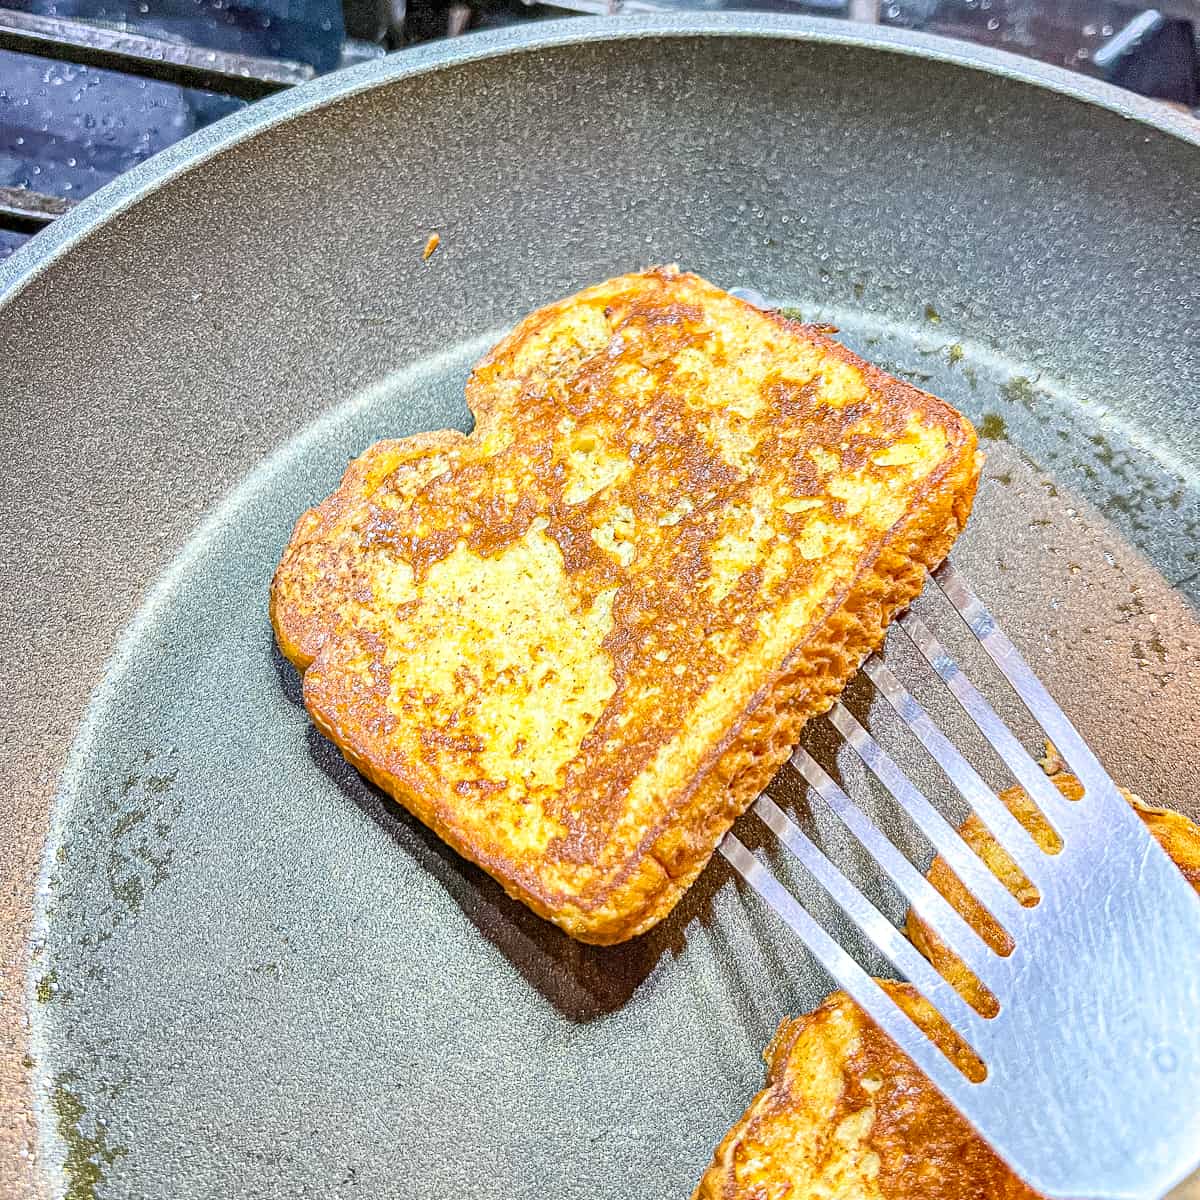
[272,267,980,942]
[694,777,1200,1199]
[695,982,1034,1200]
[270,431,468,671]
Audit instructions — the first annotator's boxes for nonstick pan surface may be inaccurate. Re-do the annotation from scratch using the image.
[1,16,1198,1198]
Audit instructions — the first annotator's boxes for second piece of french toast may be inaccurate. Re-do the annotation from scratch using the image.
[694,769,1200,1199]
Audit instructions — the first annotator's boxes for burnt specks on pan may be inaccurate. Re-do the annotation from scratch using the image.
[270,267,980,942]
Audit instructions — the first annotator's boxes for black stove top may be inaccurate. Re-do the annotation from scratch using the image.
[1,0,1197,262]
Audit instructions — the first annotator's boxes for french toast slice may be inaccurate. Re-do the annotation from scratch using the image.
[693,775,1200,1200]
[271,267,981,944]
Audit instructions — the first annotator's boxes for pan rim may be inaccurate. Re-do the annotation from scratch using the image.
[2,11,1199,308]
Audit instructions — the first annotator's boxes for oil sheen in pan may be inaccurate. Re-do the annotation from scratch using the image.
[27,313,1200,1199]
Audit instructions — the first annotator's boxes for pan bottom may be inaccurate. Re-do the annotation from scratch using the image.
[27,304,1200,1199]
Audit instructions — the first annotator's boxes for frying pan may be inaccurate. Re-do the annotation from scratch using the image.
[2,15,1198,1198]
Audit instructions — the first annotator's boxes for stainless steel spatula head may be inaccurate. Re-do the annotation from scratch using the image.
[720,560,1200,1200]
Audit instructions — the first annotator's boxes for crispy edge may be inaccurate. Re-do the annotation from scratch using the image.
[462,266,687,420]
[270,429,467,671]
[693,1005,818,1200]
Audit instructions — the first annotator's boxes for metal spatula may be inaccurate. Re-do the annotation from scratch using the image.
[719,559,1200,1200]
